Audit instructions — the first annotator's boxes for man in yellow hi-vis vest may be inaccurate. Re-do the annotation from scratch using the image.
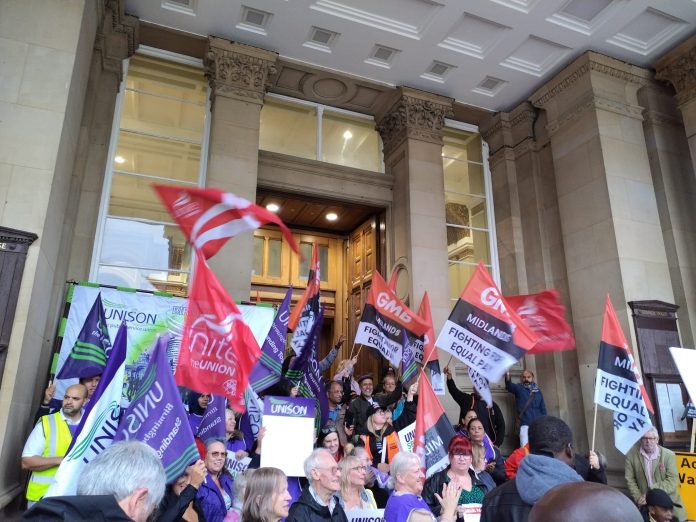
[21,384,87,506]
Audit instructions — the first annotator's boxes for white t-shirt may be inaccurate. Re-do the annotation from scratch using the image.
[22,410,83,457]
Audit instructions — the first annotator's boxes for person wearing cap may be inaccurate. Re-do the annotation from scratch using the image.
[625,428,685,521]
[347,374,403,435]
[642,488,680,522]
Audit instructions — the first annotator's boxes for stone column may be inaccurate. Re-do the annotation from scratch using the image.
[204,37,277,302]
[375,87,453,336]
[531,52,675,478]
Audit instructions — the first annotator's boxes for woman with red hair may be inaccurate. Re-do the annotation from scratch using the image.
[422,435,495,519]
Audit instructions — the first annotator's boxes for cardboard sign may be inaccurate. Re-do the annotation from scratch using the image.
[398,422,416,453]
[261,396,316,477]
[460,503,482,522]
[676,452,696,521]
[346,509,385,522]
[226,455,251,480]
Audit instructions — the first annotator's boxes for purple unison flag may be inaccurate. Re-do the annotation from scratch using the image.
[196,395,227,442]
[57,293,112,379]
[114,335,198,483]
[239,386,264,450]
[401,329,419,387]
[286,307,329,429]
[249,288,292,394]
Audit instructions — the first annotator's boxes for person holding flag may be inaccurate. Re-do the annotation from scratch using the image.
[505,369,546,447]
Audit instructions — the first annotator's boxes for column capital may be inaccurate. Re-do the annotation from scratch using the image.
[481,102,536,155]
[95,0,139,81]
[375,87,453,155]
[656,35,696,106]
[205,37,278,104]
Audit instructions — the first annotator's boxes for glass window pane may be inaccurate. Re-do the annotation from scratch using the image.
[268,238,282,277]
[445,194,487,229]
[447,227,490,265]
[299,243,313,279]
[114,131,201,182]
[444,159,485,196]
[322,111,382,172]
[126,55,207,106]
[448,262,476,300]
[443,130,482,163]
[100,218,190,272]
[253,236,264,277]
[109,173,194,222]
[319,245,329,283]
[260,99,316,160]
[121,90,204,141]
[97,264,189,293]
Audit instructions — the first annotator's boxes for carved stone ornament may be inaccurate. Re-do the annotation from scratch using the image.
[377,90,453,154]
[95,0,139,80]
[656,46,696,106]
[205,37,278,104]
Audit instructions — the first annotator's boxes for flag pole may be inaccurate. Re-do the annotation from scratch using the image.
[690,421,695,453]
[591,402,598,452]
[444,355,454,370]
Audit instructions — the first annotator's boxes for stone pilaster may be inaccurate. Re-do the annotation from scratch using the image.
[375,87,453,331]
[95,0,139,82]
[531,52,674,480]
[204,37,278,301]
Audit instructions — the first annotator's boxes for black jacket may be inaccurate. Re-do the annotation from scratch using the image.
[286,486,349,522]
[154,484,207,522]
[423,467,494,517]
[348,381,404,435]
[574,453,607,484]
[480,479,531,522]
[447,377,506,446]
[22,495,132,521]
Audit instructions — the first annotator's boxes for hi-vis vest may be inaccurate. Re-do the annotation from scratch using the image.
[361,432,400,464]
[26,413,73,501]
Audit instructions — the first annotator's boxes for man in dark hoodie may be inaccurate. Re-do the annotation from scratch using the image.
[286,448,349,522]
[480,415,583,522]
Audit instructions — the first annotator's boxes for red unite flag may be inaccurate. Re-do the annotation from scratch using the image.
[505,289,576,354]
[176,254,261,412]
[414,368,456,478]
[154,185,299,259]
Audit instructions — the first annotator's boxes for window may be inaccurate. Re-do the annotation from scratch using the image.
[443,126,498,300]
[259,95,383,172]
[91,51,209,295]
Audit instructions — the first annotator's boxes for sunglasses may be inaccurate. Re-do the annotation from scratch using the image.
[321,427,337,435]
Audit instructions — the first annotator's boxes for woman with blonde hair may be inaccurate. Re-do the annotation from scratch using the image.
[337,455,377,512]
[241,467,292,522]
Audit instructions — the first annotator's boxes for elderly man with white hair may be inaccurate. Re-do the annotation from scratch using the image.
[23,441,166,521]
[384,452,461,522]
[624,427,686,521]
[287,448,349,522]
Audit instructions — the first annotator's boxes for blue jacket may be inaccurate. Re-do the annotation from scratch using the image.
[196,473,233,522]
[505,379,546,425]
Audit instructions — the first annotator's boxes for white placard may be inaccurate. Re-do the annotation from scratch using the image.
[460,503,482,522]
[398,422,416,453]
[226,455,251,480]
[346,508,384,522]
[260,397,315,477]
[670,347,696,409]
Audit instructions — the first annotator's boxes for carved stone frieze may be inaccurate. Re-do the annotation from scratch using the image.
[376,88,453,154]
[656,45,696,106]
[205,37,278,105]
[95,0,139,81]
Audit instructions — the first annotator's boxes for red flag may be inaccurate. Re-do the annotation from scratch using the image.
[435,262,538,382]
[176,254,261,412]
[505,290,576,354]
[288,242,321,355]
[599,295,654,414]
[154,185,299,259]
[414,368,456,478]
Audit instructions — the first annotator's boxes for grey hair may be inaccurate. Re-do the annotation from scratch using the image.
[387,451,420,490]
[204,437,227,450]
[304,448,332,478]
[232,469,249,509]
[77,441,166,515]
[645,427,659,438]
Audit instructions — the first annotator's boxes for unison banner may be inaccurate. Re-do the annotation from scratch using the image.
[53,283,274,403]
[261,396,316,477]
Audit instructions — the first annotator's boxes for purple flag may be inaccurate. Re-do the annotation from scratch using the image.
[239,386,264,449]
[401,329,419,386]
[286,307,329,429]
[57,293,111,379]
[114,335,198,483]
[196,394,227,441]
[249,288,292,394]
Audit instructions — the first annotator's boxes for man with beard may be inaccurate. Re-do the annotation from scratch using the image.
[22,384,88,505]
[505,370,546,446]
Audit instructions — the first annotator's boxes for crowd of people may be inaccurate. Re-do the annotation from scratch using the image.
[20,353,688,522]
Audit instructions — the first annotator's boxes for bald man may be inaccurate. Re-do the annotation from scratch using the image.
[528,482,643,522]
[22,384,87,505]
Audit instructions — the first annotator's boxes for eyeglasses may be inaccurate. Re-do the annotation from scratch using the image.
[452,453,472,458]
[350,465,368,473]
[321,427,337,435]
[642,436,658,441]
[208,451,225,458]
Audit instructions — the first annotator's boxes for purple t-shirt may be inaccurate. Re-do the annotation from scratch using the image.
[384,492,436,522]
